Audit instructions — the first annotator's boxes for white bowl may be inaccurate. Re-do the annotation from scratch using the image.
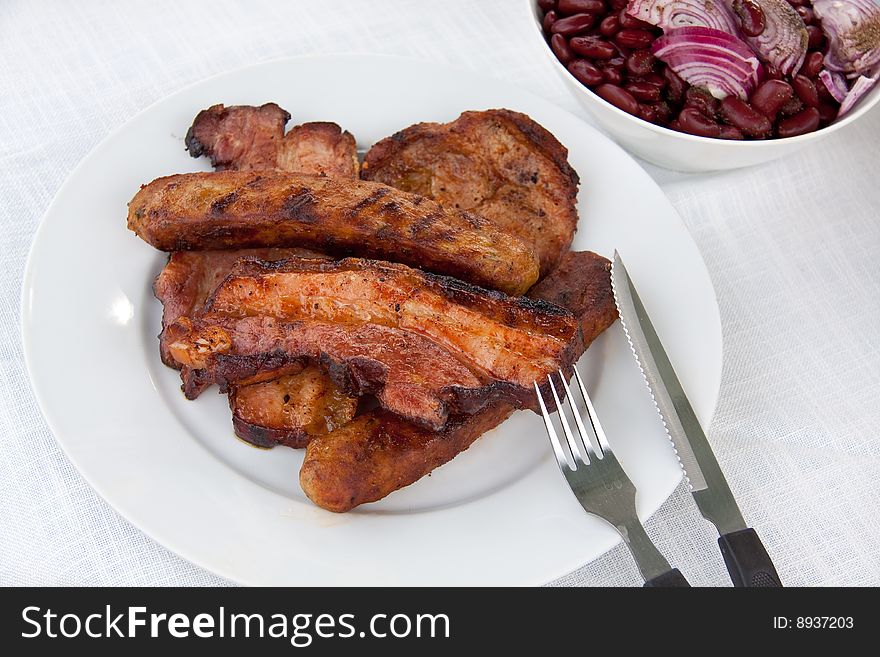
[527,0,880,172]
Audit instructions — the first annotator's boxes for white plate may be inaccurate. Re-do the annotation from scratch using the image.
[21,54,721,586]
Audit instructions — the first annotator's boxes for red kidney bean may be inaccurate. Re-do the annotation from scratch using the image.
[685,87,720,119]
[551,13,596,36]
[668,119,682,131]
[792,74,819,108]
[779,95,804,116]
[543,10,558,32]
[538,0,557,11]
[786,0,806,6]
[610,0,628,8]
[750,79,795,119]
[777,107,820,137]
[765,65,783,80]
[638,101,672,124]
[800,51,824,78]
[719,96,772,137]
[551,33,575,64]
[638,104,661,124]
[633,72,666,88]
[568,58,605,86]
[626,50,655,76]
[806,25,824,49]
[663,66,687,104]
[599,14,620,37]
[733,0,767,37]
[627,73,667,97]
[559,0,606,14]
[719,125,745,140]
[570,35,616,58]
[594,83,641,114]
[796,6,814,24]
[600,64,625,85]
[615,28,654,49]
[818,102,839,123]
[618,9,654,29]
[678,107,723,137]
[626,80,662,101]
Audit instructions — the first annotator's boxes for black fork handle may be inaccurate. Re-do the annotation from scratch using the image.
[643,568,690,587]
[718,528,783,587]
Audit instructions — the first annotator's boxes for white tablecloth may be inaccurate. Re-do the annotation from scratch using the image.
[2,0,879,587]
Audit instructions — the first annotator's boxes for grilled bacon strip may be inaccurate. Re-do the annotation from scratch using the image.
[300,251,617,511]
[128,171,541,295]
[362,109,579,276]
[170,316,490,429]
[154,249,360,446]
[185,103,359,177]
[154,248,321,368]
[164,256,580,429]
[203,258,579,380]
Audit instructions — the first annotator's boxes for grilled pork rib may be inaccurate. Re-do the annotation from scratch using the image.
[300,251,617,511]
[361,109,578,276]
[164,256,580,429]
[185,103,359,177]
[128,171,541,296]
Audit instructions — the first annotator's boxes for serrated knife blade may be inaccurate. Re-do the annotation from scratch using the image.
[610,251,782,586]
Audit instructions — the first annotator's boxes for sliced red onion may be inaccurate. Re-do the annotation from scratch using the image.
[625,0,740,33]
[651,26,764,99]
[742,0,808,76]
[819,69,850,102]
[813,0,880,76]
[838,72,879,115]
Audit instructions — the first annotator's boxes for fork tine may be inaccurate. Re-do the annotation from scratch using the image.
[534,381,574,471]
[572,366,611,458]
[555,368,596,463]
[547,373,583,468]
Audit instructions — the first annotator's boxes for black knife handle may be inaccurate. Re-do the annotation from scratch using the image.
[643,568,690,587]
[718,528,782,587]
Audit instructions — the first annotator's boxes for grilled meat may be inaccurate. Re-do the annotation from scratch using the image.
[300,251,617,511]
[526,250,618,354]
[128,171,540,295]
[185,103,359,177]
[159,105,363,444]
[361,109,578,276]
[154,248,320,368]
[154,250,361,446]
[170,315,486,428]
[164,256,580,428]
[149,104,607,512]
[277,122,359,178]
[229,364,357,449]
[300,404,516,512]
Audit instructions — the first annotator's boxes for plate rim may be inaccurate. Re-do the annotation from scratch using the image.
[20,52,721,585]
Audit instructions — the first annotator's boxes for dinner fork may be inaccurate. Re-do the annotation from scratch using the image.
[536,367,690,587]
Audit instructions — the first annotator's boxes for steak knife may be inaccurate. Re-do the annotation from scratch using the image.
[611,252,782,587]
